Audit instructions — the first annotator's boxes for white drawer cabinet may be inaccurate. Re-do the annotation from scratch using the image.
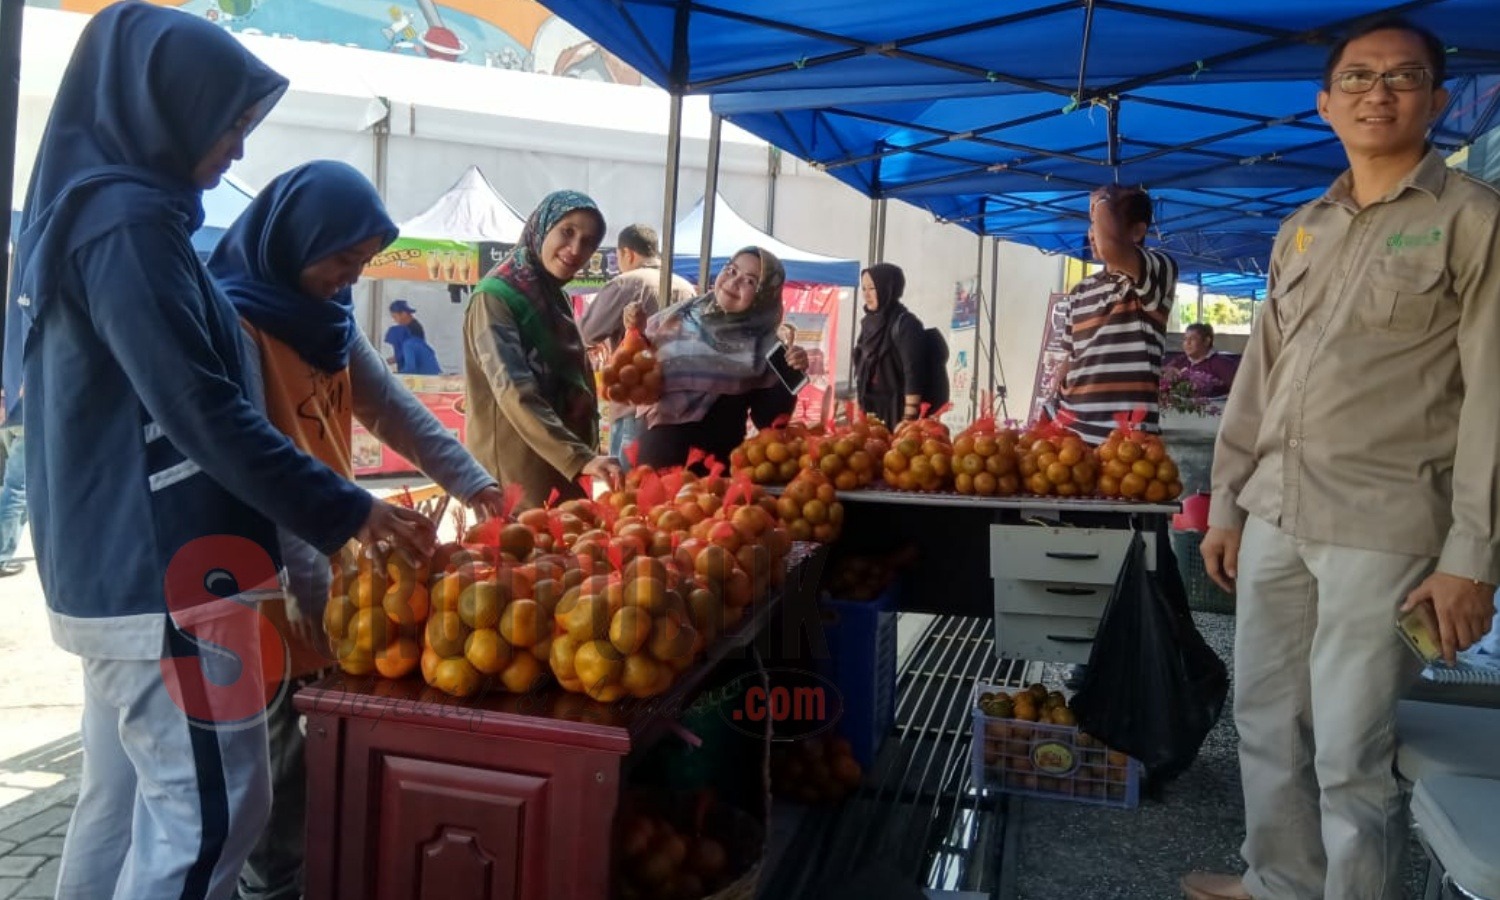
[989,524,1154,664]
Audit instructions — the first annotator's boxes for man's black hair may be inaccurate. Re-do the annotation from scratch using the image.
[1323,16,1446,89]
[617,224,661,259]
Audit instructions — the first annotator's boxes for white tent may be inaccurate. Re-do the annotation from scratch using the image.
[397,166,526,243]
[671,193,859,286]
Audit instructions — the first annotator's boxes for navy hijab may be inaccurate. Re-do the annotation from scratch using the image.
[210,162,398,373]
[3,1,288,419]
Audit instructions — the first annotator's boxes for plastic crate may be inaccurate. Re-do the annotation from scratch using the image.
[815,584,899,768]
[968,681,1141,809]
[1172,529,1235,615]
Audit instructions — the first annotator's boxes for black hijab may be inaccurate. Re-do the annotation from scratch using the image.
[853,262,909,396]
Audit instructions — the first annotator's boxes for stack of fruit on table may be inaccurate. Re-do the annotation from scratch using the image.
[333,465,839,701]
[880,417,953,492]
[800,414,890,490]
[1014,421,1098,498]
[974,683,1137,804]
[950,419,1022,497]
[771,468,845,544]
[729,422,815,485]
[1094,425,1184,503]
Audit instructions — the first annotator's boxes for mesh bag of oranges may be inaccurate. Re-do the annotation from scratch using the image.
[802,410,887,491]
[1093,409,1183,503]
[600,326,663,406]
[951,415,1022,497]
[1015,413,1097,497]
[729,420,814,485]
[880,411,954,492]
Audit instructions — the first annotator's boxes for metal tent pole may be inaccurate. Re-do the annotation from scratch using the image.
[875,198,888,263]
[987,237,1000,404]
[1196,272,1204,323]
[971,231,983,416]
[697,113,722,295]
[659,91,684,303]
[0,0,24,374]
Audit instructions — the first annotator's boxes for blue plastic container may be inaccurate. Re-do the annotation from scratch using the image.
[815,584,899,768]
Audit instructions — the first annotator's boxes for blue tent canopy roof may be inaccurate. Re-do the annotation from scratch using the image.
[543,1,1500,94]
[543,0,1500,288]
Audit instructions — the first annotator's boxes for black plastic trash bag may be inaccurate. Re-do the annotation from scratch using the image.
[1071,525,1229,787]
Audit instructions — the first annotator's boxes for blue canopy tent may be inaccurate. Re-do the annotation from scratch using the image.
[543,0,1500,407]
[670,192,859,286]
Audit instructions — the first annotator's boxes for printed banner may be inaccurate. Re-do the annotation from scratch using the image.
[951,278,979,331]
[1029,291,1070,425]
[364,237,480,283]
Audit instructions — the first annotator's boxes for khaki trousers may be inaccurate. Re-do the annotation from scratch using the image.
[1235,516,1428,900]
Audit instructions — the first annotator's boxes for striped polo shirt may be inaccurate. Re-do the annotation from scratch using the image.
[1057,247,1177,445]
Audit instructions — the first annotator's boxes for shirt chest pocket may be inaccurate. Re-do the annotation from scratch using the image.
[1361,259,1448,333]
[1269,260,1311,332]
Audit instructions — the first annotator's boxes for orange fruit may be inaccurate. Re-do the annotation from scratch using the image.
[648,615,697,664]
[549,633,581,681]
[374,636,421,680]
[349,570,386,609]
[348,606,392,652]
[431,567,479,612]
[498,599,543,648]
[498,652,545,693]
[623,576,667,614]
[622,653,663,698]
[431,657,482,698]
[694,545,736,582]
[424,610,470,658]
[609,606,654,655]
[383,583,430,629]
[498,523,536,561]
[556,591,610,643]
[323,594,357,641]
[420,647,442,684]
[573,640,624,692]
[458,581,504,630]
[464,628,513,675]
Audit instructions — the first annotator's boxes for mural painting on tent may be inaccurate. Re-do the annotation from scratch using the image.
[40,0,642,78]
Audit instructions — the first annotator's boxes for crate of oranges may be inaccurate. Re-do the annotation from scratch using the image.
[970,681,1141,809]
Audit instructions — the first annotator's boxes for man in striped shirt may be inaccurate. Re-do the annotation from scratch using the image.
[1051,185,1178,445]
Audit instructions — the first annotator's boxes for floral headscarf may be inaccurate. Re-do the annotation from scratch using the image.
[645,246,786,427]
[474,190,605,446]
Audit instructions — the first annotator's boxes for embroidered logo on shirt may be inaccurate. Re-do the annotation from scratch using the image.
[1294,227,1313,253]
[1386,228,1443,252]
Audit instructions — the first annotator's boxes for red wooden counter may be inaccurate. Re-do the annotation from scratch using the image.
[294,544,828,900]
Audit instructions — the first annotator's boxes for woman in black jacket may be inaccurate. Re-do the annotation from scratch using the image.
[852,263,925,426]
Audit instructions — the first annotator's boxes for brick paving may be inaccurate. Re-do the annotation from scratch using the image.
[0,735,78,900]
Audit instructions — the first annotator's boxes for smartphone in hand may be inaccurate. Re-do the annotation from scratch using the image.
[1396,602,1444,667]
[766,343,809,394]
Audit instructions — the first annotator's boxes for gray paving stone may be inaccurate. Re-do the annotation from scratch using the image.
[0,858,42,880]
[0,805,69,844]
[11,837,62,858]
[0,842,12,860]
[0,877,22,900]
[13,858,56,899]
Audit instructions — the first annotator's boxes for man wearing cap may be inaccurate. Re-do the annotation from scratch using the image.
[384,299,421,368]
[579,224,694,460]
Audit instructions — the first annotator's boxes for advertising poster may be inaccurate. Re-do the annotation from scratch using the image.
[951,278,979,331]
[365,237,480,283]
[1029,291,1071,425]
[781,283,842,425]
[352,374,466,476]
[43,0,644,80]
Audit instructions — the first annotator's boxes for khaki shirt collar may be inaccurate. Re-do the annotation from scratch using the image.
[1320,146,1448,211]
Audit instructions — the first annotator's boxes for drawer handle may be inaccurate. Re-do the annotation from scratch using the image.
[1045,551,1099,561]
[1045,586,1097,596]
[1046,634,1095,644]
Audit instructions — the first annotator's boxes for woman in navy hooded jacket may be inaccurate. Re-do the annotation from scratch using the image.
[208,160,501,899]
[2,5,435,898]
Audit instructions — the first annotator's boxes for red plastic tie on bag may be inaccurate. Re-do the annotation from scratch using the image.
[624,441,640,468]
[705,456,726,479]
[771,413,792,429]
[637,472,668,509]
[545,487,560,509]
[577,475,594,498]
[607,543,624,573]
[686,447,706,469]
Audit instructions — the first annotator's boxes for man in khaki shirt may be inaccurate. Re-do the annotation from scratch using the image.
[1182,18,1500,900]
